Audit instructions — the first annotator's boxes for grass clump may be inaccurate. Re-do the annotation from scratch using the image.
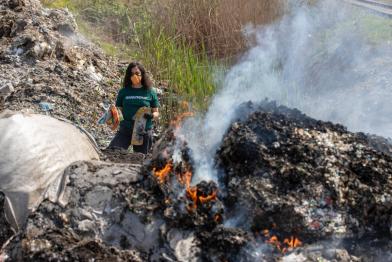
[358,14,392,43]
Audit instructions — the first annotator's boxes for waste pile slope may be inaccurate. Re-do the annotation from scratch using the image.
[218,101,392,239]
[2,161,151,261]
[148,101,392,261]
[216,101,392,260]
[2,101,392,261]
[0,0,122,146]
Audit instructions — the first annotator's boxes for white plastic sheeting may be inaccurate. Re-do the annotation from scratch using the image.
[0,111,99,230]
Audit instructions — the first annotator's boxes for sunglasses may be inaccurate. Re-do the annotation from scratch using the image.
[131,72,142,76]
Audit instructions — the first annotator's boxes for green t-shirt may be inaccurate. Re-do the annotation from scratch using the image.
[115,86,160,130]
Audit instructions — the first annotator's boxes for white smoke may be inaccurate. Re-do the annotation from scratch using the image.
[178,0,392,183]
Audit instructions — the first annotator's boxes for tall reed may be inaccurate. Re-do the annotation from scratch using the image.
[151,0,284,59]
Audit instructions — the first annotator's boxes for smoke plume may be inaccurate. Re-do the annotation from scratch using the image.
[179,0,392,183]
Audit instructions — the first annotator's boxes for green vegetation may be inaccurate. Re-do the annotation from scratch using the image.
[132,19,219,113]
[42,0,225,124]
[41,0,283,123]
[42,0,74,9]
[330,6,392,44]
[358,14,392,43]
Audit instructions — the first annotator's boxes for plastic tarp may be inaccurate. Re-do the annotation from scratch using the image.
[0,111,100,230]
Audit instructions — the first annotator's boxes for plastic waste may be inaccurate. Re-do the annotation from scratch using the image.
[39,102,54,111]
[98,105,123,130]
[0,111,100,230]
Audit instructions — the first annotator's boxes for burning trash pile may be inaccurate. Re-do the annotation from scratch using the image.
[147,101,392,260]
[1,101,392,261]
[148,112,224,229]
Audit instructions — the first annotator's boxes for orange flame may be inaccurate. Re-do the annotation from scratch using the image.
[153,162,173,184]
[199,190,217,203]
[267,235,280,246]
[262,229,270,236]
[157,161,218,213]
[178,170,192,188]
[178,169,217,211]
[186,187,198,211]
[179,170,199,211]
[214,213,223,223]
[283,236,302,248]
[263,229,302,253]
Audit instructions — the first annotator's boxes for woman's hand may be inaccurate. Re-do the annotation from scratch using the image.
[144,108,159,120]
[151,108,159,120]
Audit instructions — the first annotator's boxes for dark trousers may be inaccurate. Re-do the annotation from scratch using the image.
[108,124,153,154]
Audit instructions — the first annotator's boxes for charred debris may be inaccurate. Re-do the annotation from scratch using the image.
[146,100,392,261]
[1,102,392,261]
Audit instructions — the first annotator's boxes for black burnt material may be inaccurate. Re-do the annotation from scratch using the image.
[152,165,224,229]
[216,101,392,243]
[197,225,250,261]
[140,100,392,260]
[147,127,224,230]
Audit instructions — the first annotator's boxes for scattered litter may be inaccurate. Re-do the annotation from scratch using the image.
[39,102,54,111]
[98,105,123,130]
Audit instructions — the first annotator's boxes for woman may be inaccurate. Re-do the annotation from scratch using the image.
[108,62,159,154]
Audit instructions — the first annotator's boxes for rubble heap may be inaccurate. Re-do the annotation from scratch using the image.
[142,101,392,261]
[2,101,392,261]
[0,0,122,146]
[0,193,13,248]
[2,161,155,261]
[216,101,392,260]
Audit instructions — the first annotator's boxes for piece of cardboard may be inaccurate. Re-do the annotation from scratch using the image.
[131,107,151,146]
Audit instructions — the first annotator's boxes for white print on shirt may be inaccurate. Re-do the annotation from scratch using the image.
[125,96,151,100]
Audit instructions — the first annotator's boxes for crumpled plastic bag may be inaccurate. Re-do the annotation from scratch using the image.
[0,111,100,231]
[98,105,123,130]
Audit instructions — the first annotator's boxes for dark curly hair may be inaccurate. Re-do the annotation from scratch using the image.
[123,61,152,89]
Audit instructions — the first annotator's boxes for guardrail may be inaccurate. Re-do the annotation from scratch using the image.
[345,0,392,17]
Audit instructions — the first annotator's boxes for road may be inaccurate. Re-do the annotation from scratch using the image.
[345,0,392,16]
